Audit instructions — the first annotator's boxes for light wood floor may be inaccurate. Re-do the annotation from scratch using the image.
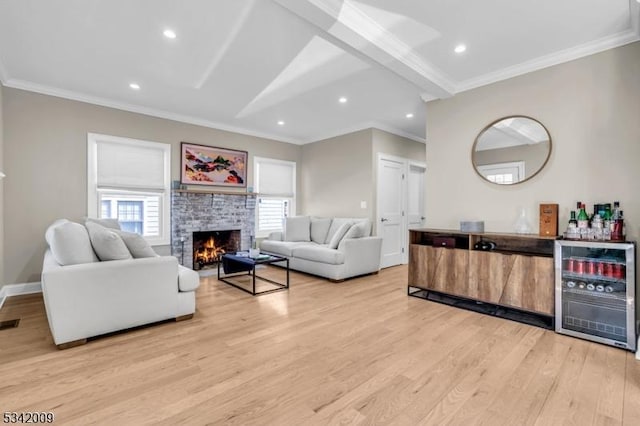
[1,265,640,425]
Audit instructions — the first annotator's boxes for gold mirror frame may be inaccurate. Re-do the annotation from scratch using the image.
[472,115,552,185]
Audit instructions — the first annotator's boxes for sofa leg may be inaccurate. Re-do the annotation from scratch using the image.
[329,278,345,283]
[175,314,194,322]
[57,338,87,350]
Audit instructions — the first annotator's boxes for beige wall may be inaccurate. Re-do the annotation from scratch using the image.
[371,128,425,162]
[301,129,373,219]
[425,42,640,242]
[300,127,426,236]
[2,88,302,285]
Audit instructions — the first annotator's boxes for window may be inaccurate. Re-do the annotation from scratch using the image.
[254,157,296,237]
[87,133,171,245]
[476,161,525,185]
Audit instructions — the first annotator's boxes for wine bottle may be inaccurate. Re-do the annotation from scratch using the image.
[595,284,605,292]
[577,203,589,229]
[577,282,586,289]
[568,211,577,229]
[586,283,595,291]
[566,281,576,288]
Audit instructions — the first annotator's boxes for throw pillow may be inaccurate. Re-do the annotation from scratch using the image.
[324,218,353,243]
[45,220,98,265]
[284,216,311,242]
[343,220,370,240]
[117,231,157,258]
[85,217,121,230]
[327,222,352,249]
[310,217,332,244]
[85,221,132,261]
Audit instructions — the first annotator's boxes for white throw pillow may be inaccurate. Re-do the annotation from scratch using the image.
[45,220,98,265]
[327,222,352,249]
[85,222,132,261]
[284,216,311,242]
[310,217,332,244]
[85,217,121,230]
[343,220,370,240]
[117,231,157,258]
[324,218,353,243]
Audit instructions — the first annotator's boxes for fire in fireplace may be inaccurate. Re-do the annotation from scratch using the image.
[192,230,240,270]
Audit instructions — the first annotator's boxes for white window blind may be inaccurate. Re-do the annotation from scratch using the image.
[96,140,166,190]
[256,159,295,197]
[88,133,171,245]
[254,157,296,237]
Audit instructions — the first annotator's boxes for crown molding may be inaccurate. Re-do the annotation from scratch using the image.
[3,78,306,145]
[304,120,425,145]
[455,29,640,94]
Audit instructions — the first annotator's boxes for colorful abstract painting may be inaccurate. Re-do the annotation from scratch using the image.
[181,143,247,187]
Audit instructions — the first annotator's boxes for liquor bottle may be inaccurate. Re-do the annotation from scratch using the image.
[577,203,589,229]
[611,202,624,240]
[586,283,595,291]
[595,284,605,292]
[566,281,576,288]
[568,211,577,229]
[603,203,612,231]
[577,282,586,290]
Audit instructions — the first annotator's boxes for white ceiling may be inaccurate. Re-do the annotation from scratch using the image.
[0,0,638,144]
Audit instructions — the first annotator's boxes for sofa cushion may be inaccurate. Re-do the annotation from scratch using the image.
[327,222,352,249]
[291,245,345,265]
[45,219,98,266]
[117,231,157,258]
[85,222,133,261]
[343,219,371,239]
[260,240,309,257]
[310,217,332,244]
[284,216,311,242]
[325,218,354,243]
[85,217,121,230]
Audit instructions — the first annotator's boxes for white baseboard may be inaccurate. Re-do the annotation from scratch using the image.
[0,282,42,311]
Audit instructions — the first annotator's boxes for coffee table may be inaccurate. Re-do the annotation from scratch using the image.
[217,253,289,296]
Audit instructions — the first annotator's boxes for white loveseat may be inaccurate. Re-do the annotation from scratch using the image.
[41,219,200,348]
[260,216,382,281]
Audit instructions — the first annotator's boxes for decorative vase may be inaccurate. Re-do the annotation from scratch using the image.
[514,207,531,234]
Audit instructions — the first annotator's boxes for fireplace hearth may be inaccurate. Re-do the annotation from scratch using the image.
[192,230,240,270]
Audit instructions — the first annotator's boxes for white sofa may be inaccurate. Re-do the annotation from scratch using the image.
[260,216,382,281]
[41,219,200,348]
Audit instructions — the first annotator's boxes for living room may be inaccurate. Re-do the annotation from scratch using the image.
[1,1,640,424]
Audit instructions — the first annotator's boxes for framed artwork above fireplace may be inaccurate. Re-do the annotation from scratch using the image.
[181,142,247,188]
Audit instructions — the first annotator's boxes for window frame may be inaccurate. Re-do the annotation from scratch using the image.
[87,133,171,246]
[254,156,296,238]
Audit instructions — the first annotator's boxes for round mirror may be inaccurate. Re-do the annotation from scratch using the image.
[472,115,551,185]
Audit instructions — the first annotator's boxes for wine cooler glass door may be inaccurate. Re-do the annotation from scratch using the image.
[555,241,635,351]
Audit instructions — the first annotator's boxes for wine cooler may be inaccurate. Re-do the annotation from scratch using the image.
[555,240,636,351]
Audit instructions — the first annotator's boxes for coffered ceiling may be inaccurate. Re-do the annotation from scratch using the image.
[0,0,638,144]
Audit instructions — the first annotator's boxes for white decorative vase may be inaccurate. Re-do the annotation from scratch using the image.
[514,207,531,234]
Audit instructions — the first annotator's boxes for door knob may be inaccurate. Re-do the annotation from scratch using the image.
[381,218,388,222]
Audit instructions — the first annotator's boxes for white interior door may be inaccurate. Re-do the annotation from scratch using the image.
[407,163,426,229]
[377,155,406,268]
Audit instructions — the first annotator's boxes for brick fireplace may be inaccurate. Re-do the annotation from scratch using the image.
[171,191,256,270]
[192,229,241,270]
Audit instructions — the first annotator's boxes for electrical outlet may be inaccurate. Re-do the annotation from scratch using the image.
[360,201,367,209]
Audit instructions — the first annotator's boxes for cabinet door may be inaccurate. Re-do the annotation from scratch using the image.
[468,251,513,303]
[408,244,468,296]
[469,252,554,315]
[502,255,554,315]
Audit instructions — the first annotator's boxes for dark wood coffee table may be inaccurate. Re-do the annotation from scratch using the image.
[217,253,289,296]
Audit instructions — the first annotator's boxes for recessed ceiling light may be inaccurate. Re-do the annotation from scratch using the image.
[339,97,348,103]
[129,83,140,90]
[163,29,177,39]
[454,44,466,54]
[406,113,414,118]
[277,120,285,126]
